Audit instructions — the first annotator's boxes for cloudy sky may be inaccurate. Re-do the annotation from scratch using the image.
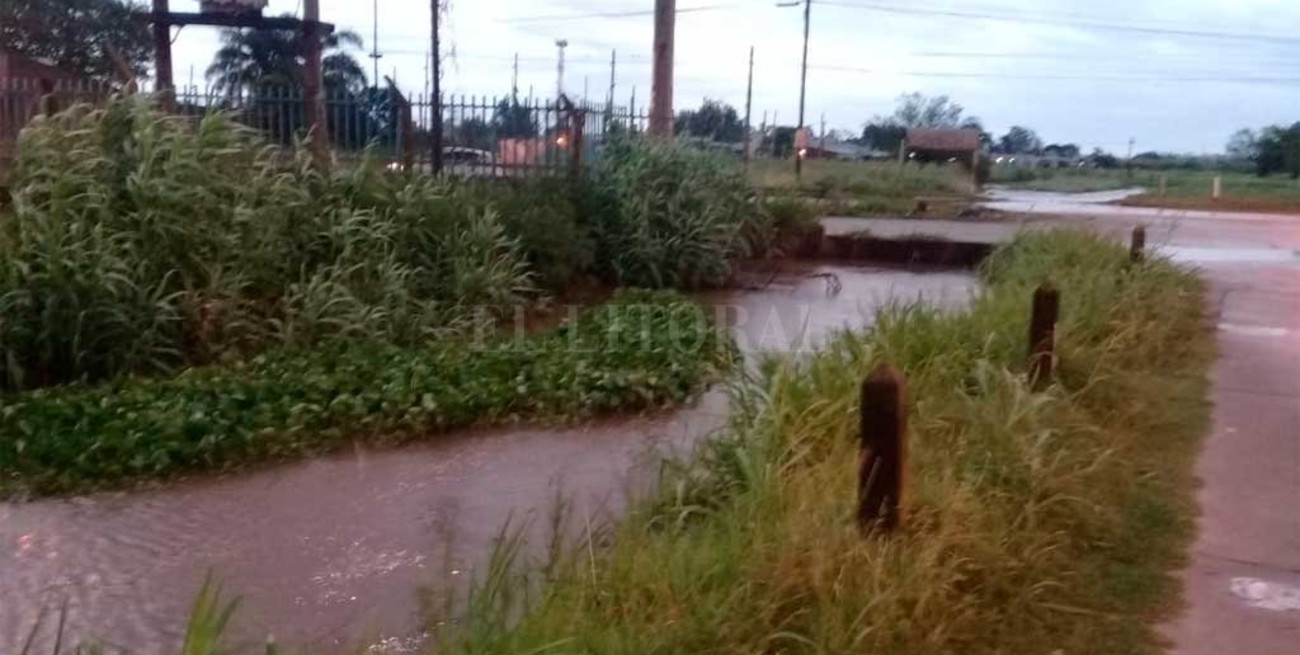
[169,0,1300,154]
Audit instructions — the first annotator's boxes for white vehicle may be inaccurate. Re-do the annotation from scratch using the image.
[443,147,505,178]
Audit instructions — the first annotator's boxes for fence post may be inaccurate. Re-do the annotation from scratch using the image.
[1130,225,1147,263]
[859,363,908,534]
[1028,282,1060,390]
[1212,175,1222,201]
[38,79,58,116]
[570,110,586,182]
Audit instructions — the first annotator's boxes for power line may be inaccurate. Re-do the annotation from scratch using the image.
[817,1,1300,45]
[500,3,737,24]
[809,63,1300,84]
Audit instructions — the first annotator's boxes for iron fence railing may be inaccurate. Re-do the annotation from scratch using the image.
[0,79,652,181]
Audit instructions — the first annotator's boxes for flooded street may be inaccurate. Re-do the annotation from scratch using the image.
[1,263,974,653]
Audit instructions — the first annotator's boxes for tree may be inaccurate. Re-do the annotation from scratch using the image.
[860,123,906,152]
[1253,123,1300,178]
[206,17,367,96]
[1089,148,1119,169]
[674,99,744,143]
[891,92,965,129]
[960,118,994,150]
[769,126,797,158]
[1043,143,1081,159]
[998,126,1043,155]
[0,0,152,81]
[861,94,973,153]
[1225,129,1258,162]
[493,98,537,139]
[453,117,495,151]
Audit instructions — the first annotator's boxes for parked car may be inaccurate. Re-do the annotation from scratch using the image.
[443,147,505,178]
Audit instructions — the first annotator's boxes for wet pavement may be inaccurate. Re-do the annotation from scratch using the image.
[832,191,1300,654]
[0,263,975,653]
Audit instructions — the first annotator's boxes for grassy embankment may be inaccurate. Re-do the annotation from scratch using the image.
[751,158,977,218]
[992,166,1300,213]
[0,96,768,496]
[437,229,1213,655]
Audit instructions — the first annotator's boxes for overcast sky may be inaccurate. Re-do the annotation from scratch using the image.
[169,0,1300,154]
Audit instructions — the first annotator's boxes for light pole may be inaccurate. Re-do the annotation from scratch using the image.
[778,0,811,180]
[556,39,569,100]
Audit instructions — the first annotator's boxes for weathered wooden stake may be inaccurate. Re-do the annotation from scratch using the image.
[302,0,329,169]
[1028,282,1060,389]
[1130,225,1147,263]
[859,363,908,534]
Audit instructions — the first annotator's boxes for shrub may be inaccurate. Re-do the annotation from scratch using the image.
[587,137,764,289]
[453,177,594,291]
[0,290,732,495]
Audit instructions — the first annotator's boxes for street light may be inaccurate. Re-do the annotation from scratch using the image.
[777,0,811,180]
[556,39,569,99]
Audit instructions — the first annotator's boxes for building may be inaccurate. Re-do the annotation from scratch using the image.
[0,51,84,85]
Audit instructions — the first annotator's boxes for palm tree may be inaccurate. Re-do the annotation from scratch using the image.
[205,16,367,97]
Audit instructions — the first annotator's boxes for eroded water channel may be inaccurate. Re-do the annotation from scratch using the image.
[1,263,975,653]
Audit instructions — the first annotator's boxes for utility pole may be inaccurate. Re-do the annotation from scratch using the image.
[369,0,383,89]
[795,0,812,179]
[609,50,617,109]
[512,53,519,98]
[650,0,676,137]
[744,46,754,166]
[556,39,569,99]
[430,0,443,175]
[303,0,328,167]
[820,112,826,151]
[151,0,174,108]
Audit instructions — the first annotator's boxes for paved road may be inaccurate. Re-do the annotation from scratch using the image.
[825,197,1300,654]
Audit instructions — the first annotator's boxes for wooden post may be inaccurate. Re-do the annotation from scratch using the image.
[1212,175,1222,201]
[649,0,675,138]
[302,0,329,168]
[1130,225,1147,263]
[570,109,586,182]
[38,79,58,116]
[430,0,444,175]
[1028,282,1060,390]
[859,363,908,533]
[151,0,175,110]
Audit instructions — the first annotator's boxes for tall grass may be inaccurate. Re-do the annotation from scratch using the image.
[436,229,1212,654]
[0,96,536,391]
[588,137,767,288]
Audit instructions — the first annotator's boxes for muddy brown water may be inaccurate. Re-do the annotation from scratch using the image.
[1,264,975,653]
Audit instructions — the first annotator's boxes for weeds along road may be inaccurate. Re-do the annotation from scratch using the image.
[828,191,1300,655]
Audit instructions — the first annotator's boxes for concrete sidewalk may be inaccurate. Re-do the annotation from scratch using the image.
[822,207,1300,653]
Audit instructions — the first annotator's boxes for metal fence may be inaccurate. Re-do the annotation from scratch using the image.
[0,78,651,182]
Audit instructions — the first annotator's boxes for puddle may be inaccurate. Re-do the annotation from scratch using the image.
[0,264,975,653]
